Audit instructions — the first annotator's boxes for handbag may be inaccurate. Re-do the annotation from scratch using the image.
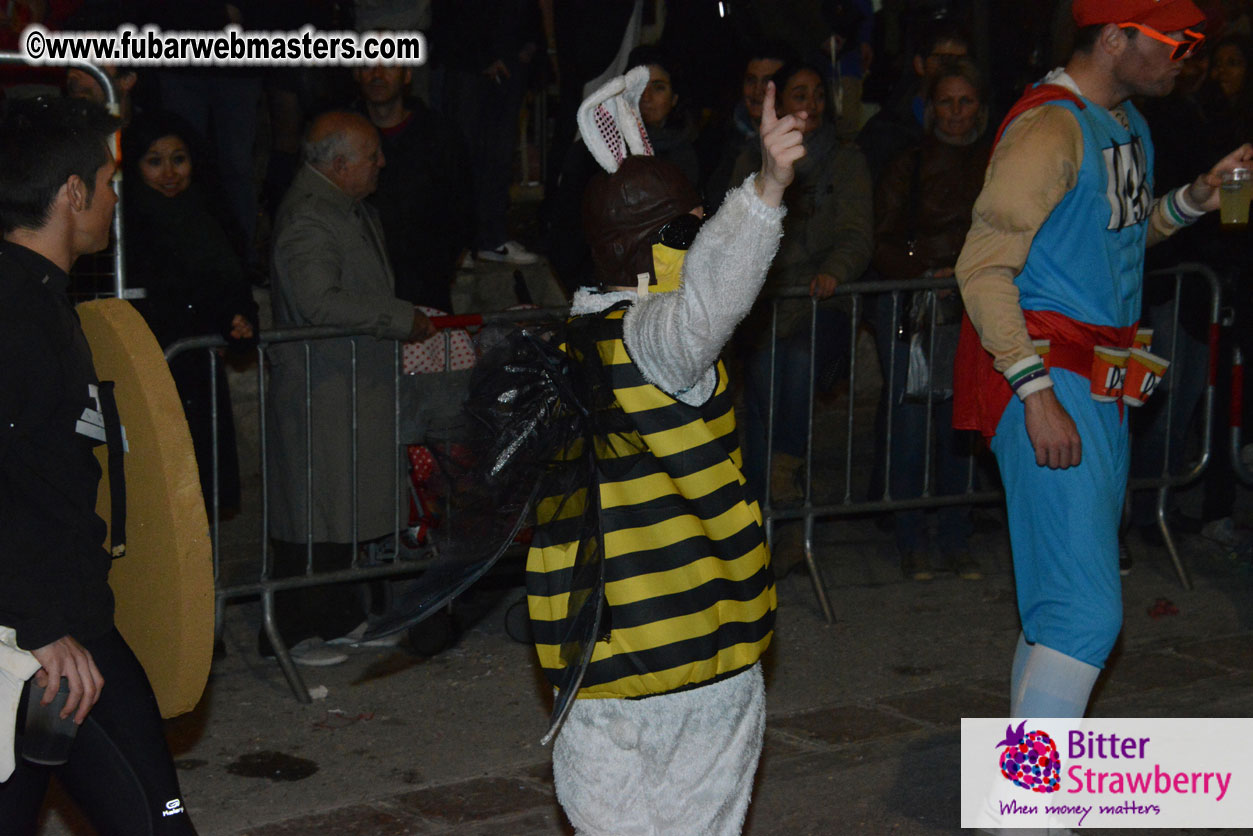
[893,147,963,401]
[903,289,963,401]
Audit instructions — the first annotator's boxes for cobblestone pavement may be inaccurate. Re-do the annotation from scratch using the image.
[38,504,1253,835]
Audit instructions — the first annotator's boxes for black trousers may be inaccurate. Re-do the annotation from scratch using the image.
[261,540,365,651]
[0,629,195,836]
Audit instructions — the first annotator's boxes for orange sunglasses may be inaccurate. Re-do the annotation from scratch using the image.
[1118,22,1206,61]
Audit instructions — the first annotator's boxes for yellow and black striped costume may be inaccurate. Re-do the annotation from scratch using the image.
[527,304,776,701]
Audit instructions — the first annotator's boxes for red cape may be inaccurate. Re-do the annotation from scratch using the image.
[952,84,1090,438]
[954,311,1136,437]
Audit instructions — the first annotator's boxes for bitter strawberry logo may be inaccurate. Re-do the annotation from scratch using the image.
[996,720,1061,793]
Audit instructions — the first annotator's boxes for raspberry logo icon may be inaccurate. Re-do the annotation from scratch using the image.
[996,720,1061,793]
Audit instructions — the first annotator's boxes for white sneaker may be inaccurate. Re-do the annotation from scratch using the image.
[325,622,365,646]
[326,620,404,649]
[355,631,404,648]
[475,241,539,265]
[288,637,349,667]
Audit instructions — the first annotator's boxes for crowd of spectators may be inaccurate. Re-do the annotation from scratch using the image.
[1134,28,1253,548]
[2,0,1251,600]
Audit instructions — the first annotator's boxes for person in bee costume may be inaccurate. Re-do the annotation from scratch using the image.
[366,66,805,835]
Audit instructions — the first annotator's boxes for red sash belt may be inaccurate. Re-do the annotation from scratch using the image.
[953,310,1137,438]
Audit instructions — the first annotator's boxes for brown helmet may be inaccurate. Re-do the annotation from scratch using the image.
[582,155,701,289]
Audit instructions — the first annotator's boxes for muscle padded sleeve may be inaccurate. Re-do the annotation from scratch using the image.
[956,105,1083,385]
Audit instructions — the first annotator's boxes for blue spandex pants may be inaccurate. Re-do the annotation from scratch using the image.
[991,370,1127,667]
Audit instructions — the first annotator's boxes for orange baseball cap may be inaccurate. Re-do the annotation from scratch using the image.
[1073,0,1207,31]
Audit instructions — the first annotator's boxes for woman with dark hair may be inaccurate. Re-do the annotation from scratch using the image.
[871,56,990,581]
[1202,33,1253,147]
[546,48,701,295]
[627,45,701,186]
[123,111,258,515]
[731,60,873,520]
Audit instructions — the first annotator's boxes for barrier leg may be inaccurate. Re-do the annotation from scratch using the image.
[214,593,227,645]
[1231,346,1250,485]
[802,513,835,624]
[261,589,312,703]
[1156,485,1192,590]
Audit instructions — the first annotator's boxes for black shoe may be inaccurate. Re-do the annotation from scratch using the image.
[1171,513,1205,535]
[505,598,533,644]
[1137,522,1164,548]
[971,511,1005,535]
[407,609,458,657]
[769,525,805,579]
[949,551,983,580]
[901,550,933,581]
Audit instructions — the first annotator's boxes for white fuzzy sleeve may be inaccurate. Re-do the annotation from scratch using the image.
[623,174,785,402]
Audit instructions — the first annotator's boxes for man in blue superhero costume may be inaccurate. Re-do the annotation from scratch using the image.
[955,0,1252,722]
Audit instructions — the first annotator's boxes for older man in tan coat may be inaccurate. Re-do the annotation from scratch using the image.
[266,111,435,666]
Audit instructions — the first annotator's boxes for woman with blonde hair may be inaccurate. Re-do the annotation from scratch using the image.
[870,56,990,581]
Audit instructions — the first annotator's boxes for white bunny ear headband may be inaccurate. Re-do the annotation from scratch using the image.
[577,65,654,174]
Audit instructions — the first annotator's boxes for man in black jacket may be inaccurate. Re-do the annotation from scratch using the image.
[355,63,474,311]
[0,97,195,835]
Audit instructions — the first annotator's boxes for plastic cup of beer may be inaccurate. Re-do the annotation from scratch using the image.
[1090,346,1129,402]
[1123,348,1170,407]
[1220,167,1251,228]
[20,678,81,766]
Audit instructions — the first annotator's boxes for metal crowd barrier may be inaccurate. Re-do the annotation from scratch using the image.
[165,308,562,701]
[1126,263,1224,588]
[1231,345,1253,486]
[168,267,1222,699]
[762,264,1223,622]
[758,275,996,624]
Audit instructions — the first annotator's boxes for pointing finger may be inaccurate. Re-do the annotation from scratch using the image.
[760,81,777,134]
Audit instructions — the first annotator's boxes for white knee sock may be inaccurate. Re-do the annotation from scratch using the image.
[1010,632,1030,704]
[1010,639,1100,718]
[979,637,1090,836]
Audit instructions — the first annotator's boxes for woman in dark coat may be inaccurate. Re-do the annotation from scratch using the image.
[629,45,701,187]
[870,56,990,582]
[731,61,873,510]
[124,112,258,515]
